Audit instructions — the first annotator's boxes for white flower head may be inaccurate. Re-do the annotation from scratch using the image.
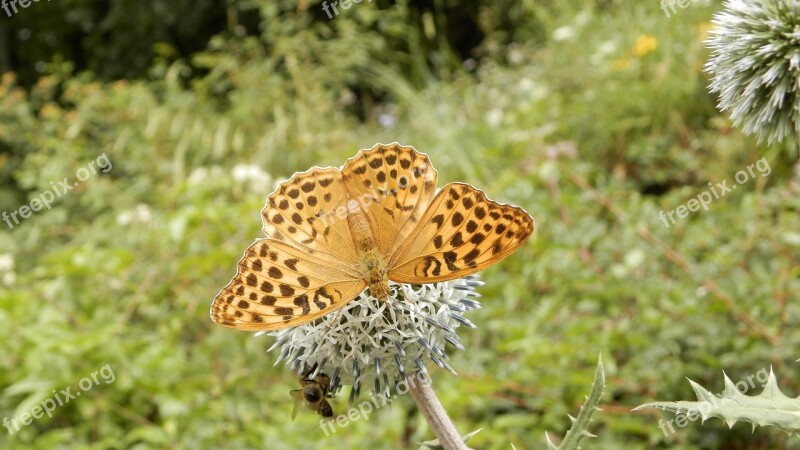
[486,109,504,126]
[188,166,224,186]
[116,204,153,225]
[0,254,14,272]
[2,272,15,286]
[263,276,483,403]
[590,40,618,66]
[553,26,575,42]
[706,0,800,143]
[232,164,272,192]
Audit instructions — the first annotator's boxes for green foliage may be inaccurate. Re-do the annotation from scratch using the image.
[1,0,233,84]
[1,1,799,449]
[637,369,800,436]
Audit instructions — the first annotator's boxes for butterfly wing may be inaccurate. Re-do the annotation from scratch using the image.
[210,238,366,331]
[341,143,438,256]
[262,166,359,264]
[212,165,369,331]
[388,182,534,283]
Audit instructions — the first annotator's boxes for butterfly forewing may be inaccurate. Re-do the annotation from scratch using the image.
[388,182,535,283]
[262,167,359,263]
[211,238,366,331]
[341,143,438,256]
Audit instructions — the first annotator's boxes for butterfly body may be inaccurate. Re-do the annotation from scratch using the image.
[211,143,535,331]
[357,248,391,301]
[347,207,374,252]
[347,208,391,300]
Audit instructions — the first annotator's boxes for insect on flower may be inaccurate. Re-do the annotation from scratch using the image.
[210,142,535,331]
[290,364,334,420]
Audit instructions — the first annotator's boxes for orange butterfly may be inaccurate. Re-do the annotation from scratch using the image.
[211,143,534,331]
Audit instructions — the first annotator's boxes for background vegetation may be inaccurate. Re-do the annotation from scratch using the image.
[1,0,799,448]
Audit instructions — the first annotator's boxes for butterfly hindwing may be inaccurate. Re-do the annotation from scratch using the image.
[388,182,535,283]
[210,238,366,331]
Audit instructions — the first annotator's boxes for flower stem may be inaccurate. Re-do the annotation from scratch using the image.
[408,377,467,450]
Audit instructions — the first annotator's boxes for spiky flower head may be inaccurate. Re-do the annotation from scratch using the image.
[261,276,483,404]
[705,0,800,144]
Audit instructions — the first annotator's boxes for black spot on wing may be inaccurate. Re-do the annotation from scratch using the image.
[280,284,295,296]
[422,256,442,277]
[285,259,299,271]
[443,251,459,271]
[469,233,486,245]
[463,248,480,264]
[294,295,311,315]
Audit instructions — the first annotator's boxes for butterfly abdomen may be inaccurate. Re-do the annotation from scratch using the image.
[348,210,391,300]
[347,209,374,253]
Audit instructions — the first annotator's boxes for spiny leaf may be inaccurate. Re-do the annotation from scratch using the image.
[635,367,800,435]
[417,428,482,450]
[545,355,605,450]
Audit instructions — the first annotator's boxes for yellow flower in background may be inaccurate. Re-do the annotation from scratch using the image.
[39,103,62,119]
[0,72,15,96]
[1,72,15,85]
[612,57,631,71]
[634,34,658,57]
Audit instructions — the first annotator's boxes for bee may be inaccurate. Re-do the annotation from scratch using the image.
[290,364,334,420]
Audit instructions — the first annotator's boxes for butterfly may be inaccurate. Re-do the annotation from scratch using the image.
[210,143,535,331]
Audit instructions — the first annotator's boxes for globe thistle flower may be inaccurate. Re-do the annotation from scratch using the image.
[260,276,483,405]
[705,0,800,144]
